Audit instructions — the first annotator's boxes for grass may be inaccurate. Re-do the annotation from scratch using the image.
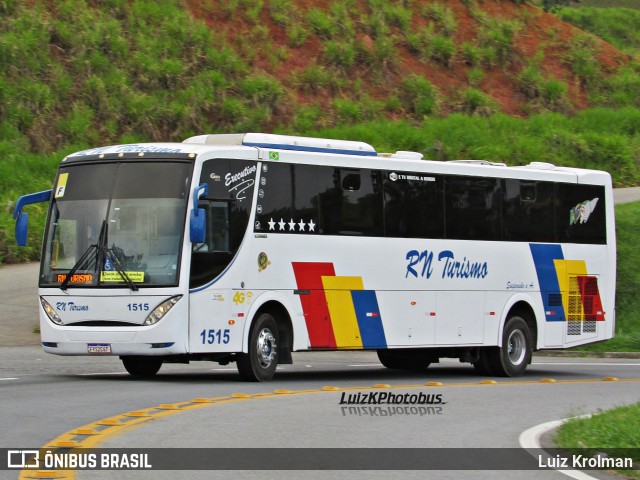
[308,109,640,186]
[554,403,640,477]
[555,7,640,57]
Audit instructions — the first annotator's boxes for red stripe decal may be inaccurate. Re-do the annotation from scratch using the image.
[292,262,337,348]
[577,276,605,321]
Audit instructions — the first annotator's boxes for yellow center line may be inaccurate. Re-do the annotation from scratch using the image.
[20,377,640,479]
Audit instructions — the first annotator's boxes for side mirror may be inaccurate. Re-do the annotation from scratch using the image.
[13,189,52,247]
[15,213,29,247]
[190,183,208,244]
[190,208,206,244]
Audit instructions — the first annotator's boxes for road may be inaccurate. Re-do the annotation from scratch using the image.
[0,262,40,347]
[1,348,639,479]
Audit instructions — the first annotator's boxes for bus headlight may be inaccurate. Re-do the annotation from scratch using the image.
[144,295,182,326]
[41,297,63,325]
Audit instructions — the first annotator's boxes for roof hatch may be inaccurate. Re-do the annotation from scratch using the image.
[183,133,377,157]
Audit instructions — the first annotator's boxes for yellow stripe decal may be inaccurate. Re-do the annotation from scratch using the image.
[321,276,364,348]
[554,259,588,319]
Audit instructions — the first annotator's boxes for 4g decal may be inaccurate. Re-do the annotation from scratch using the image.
[232,291,253,305]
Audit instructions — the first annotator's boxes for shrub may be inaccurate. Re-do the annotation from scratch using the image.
[429,34,456,67]
[565,33,602,87]
[307,8,336,38]
[240,75,284,109]
[517,64,545,99]
[540,79,570,111]
[458,88,498,116]
[287,22,309,48]
[467,68,485,87]
[477,17,522,66]
[324,40,357,70]
[424,2,458,36]
[401,75,441,118]
[290,65,334,94]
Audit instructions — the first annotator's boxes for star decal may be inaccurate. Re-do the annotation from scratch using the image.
[268,218,276,230]
[278,218,286,231]
[298,219,306,231]
[308,219,316,232]
[288,218,296,231]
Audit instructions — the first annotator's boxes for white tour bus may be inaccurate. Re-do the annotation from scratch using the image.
[14,133,616,381]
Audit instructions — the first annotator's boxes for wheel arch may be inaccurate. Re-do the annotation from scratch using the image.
[243,294,294,362]
[498,295,539,349]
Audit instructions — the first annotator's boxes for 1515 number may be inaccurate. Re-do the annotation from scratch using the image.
[200,329,230,345]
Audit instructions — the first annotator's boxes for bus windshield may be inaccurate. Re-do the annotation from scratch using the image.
[40,161,193,288]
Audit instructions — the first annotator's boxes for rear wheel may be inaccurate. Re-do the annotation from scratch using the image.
[472,349,495,376]
[487,316,532,377]
[237,313,279,381]
[121,356,162,377]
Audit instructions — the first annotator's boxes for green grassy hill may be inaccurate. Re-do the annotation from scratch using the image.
[555,7,640,57]
[2,0,640,262]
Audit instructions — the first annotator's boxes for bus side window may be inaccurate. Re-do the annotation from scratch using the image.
[445,176,501,241]
[193,201,230,253]
[383,174,443,239]
[320,168,383,236]
[502,180,555,243]
[555,183,606,244]
[191,158,256,288]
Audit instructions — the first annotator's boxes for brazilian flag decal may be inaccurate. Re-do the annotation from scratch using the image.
[268,151,279,161]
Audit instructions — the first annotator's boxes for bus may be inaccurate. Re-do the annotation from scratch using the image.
[13,133,616,381]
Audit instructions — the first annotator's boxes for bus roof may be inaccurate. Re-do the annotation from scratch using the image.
[61,133,611,185]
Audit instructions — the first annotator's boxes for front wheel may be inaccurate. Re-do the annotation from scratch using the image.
[237,313,279,382]
[121,356,162,377]
[488,316,532,377]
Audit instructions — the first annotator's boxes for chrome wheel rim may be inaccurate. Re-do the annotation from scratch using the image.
[507,329,526,365]
[256,328,277,369]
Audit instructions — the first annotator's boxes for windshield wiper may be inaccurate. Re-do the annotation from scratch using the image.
[103,245,138,291]
[60,242,99,291]
[60,220,139,291]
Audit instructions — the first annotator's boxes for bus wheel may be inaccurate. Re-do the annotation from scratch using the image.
[489,316,532,377]
[472,349,495,376]
[121,356,162,377]
[377,350,430,371]
[237,313,279,382]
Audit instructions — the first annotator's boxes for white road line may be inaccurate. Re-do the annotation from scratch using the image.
[0,377,18,381]
[519,415,597,480]
[348,364,380,367]
[532,362,640,366]
[76,372,127,376]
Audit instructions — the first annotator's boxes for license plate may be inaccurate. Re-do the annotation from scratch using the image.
[87,343,112,354]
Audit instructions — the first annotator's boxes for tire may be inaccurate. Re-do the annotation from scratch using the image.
[377,349,431,371]
[487,316,532,377]
[472,348,496,376]
[121,356,162,377]
[237,313,279,382]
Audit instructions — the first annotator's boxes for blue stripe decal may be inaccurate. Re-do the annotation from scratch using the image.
[529,244,566,322]
[243,142,378,157]
[351,290,387,348]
